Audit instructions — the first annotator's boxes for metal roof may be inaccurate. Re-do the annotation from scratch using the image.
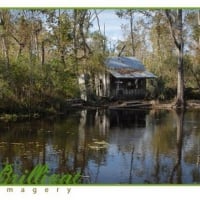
[105,56,156,79]
[108,69,157,79]
[105,56,145,71]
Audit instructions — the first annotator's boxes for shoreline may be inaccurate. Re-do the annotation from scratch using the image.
[152,100,200,110]
[1,99,200,122]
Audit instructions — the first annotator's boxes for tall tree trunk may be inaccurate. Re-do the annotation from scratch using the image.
[94,9,105,53]
[72,10,78,73]
[79,10,91,57]
[130,12,135,57]
[2,37,10,69]
[41,40,45,66]
[165,9,184,108]
[176,10,184,108]
[0,11,10,69]
[198,10,200,47]
[58,9,66,67]
[34,32,39,60]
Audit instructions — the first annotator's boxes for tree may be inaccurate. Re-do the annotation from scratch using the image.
[0,10,11,69]
[165,9,185,108]
[116,9,137,56]
[185,10,200,92]
[116,9,151,56]
[147,11,178,100]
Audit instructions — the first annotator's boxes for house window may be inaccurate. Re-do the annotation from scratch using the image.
[135,79,138,88]
[127,81,132,89]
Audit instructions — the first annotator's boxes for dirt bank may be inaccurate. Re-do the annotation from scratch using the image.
[152,100,200,110]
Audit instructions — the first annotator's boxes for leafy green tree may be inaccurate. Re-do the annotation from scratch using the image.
[147,11,177,100]
[0,10,11,69]
[185,10,200,91]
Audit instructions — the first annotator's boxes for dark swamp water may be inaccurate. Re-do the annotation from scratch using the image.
[0,108,200,184]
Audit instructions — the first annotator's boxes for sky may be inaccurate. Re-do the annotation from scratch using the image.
[90,10,128,42]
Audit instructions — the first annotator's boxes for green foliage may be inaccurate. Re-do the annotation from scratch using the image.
[0,114,17,122]
[0,77,14,101]
[1,8,200,109]
[0,164,81,185]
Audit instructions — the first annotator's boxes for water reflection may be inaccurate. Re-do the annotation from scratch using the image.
[169,110,184,183]
[0,108,200,184]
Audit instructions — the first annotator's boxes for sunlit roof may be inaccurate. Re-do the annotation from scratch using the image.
[105,56,156,79]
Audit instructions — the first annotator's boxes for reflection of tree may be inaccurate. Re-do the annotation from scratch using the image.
[128,146,135,183]
[0,122,46,172]
[150,110,184,183]
[192,165,200,183]
[4,108,200,183]
[0,109,110,183]
[109,110,147,128]
[153,138,160,183]
[74,110,87,176]
[191,136,200,183]
[169,109,184,183]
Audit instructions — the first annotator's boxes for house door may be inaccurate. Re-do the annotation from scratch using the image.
[115,80,123,97]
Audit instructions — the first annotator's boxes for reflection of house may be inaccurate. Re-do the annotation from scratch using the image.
[79,56,156,101]
[109,109,147,128]
[97,57,156,99]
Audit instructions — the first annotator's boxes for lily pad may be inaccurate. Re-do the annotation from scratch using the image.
[93,140,109,146]
[88,140,109,150]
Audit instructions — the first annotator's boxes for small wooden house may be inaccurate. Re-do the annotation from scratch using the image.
[79,56,156,101]
[96,56,156,100]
